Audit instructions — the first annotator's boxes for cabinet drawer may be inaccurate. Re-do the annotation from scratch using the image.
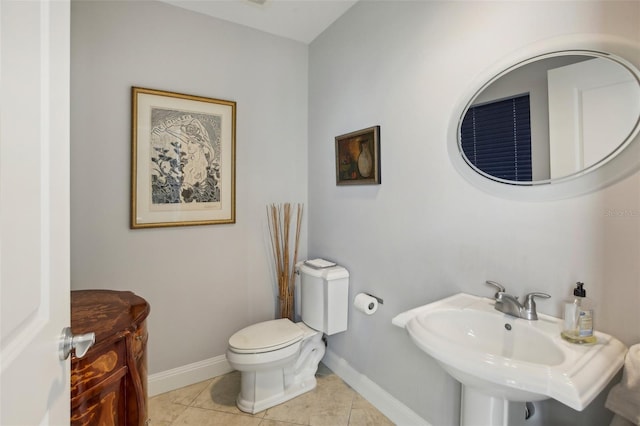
[71,338,126,399]
[71,366,127,426]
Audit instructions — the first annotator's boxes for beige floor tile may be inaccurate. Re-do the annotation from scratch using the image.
[148,378,213,424]
[262,391,315,424]
[349,395,394,426]
[309,375,355,425]
[148,420,172,426]
[153,378,213,406]
[348,407,395,426]
[309,411,350,426]
[191,371,265,418]
[148,398,190,424]
[149,364,393,426]
[350,394,372,409]
[258,419,305,426]
[263,376,354,425]
[314,374,356,405]
[172,406,263,426]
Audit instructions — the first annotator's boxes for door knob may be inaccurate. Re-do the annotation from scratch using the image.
[59,327,95,360]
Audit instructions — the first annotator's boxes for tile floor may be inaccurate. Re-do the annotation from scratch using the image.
[149,364,394,426]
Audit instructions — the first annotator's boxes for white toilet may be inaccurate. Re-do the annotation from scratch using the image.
[226,261,349,414]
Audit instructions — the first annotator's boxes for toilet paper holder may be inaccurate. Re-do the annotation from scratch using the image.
[354,293,382,315]
[365,293,384,305]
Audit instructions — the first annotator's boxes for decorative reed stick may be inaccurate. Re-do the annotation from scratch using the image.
[267,203,303,320]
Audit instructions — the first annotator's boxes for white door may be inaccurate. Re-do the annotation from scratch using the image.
[0,1,71,425]
[548,57,640,178]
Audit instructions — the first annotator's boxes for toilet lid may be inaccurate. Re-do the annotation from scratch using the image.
[229,318,304,353]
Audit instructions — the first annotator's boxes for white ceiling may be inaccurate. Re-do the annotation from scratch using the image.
[162,0,358,44]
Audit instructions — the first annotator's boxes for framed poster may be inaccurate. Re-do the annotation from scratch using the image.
[335,125,381,185]
[131,87,236,228]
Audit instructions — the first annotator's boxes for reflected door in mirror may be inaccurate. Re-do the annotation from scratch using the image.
[548,57,640,178]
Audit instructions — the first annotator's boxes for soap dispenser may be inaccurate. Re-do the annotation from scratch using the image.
[561,282,596,344]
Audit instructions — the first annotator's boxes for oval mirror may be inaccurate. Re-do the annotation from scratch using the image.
[457,50,640,186]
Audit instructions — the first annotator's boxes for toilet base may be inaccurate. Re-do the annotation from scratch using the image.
[237,372,318,414]
[235,332,326,414]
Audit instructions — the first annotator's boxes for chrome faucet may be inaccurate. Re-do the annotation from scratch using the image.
[485,281,550,320]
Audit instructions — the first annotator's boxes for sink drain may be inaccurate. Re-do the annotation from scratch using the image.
[504,323,512,331]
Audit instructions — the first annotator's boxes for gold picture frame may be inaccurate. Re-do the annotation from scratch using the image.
[335,126,381,185]
[131,87,236,228]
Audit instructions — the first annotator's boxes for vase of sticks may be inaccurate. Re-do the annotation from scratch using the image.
[267,203,303,321]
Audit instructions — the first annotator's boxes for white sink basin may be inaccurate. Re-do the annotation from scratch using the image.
[393,293,627,411]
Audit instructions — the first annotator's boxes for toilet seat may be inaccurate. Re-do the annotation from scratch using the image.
[228,318,305,354]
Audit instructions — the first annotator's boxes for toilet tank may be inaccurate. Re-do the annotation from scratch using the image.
[298,262,349,335]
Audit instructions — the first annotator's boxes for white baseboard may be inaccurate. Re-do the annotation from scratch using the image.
[148,354,233,397]
[322,349,431,426]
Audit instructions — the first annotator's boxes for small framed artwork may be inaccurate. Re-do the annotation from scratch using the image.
[335,125,381,185]
[131,87,236,228]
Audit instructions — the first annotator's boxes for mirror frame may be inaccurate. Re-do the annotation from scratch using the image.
[448,34,640,201]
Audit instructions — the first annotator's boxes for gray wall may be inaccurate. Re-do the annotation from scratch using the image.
[70,0,640,424]
[70,0,308,374]
[308,1,640,425]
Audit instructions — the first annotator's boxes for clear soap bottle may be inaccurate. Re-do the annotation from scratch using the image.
[561,282,596,344]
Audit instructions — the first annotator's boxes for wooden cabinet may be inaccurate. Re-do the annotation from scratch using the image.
[70,290,150,426]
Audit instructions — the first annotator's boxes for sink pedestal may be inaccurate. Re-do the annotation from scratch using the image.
[461,386,528,426]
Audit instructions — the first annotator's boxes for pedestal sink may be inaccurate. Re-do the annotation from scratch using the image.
[392,293,627,426]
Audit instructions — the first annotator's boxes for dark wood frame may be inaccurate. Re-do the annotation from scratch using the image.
[335,126,381,185]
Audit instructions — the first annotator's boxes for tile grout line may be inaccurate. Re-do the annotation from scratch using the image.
[187,378,215,408]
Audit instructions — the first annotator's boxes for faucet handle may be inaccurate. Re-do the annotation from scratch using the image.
[486,281,506,299]
[524,292,551,304]
[523,292,551,320]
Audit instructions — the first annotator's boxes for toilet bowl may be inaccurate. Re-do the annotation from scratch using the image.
[227,319,326,413]
[226,261,349,414]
